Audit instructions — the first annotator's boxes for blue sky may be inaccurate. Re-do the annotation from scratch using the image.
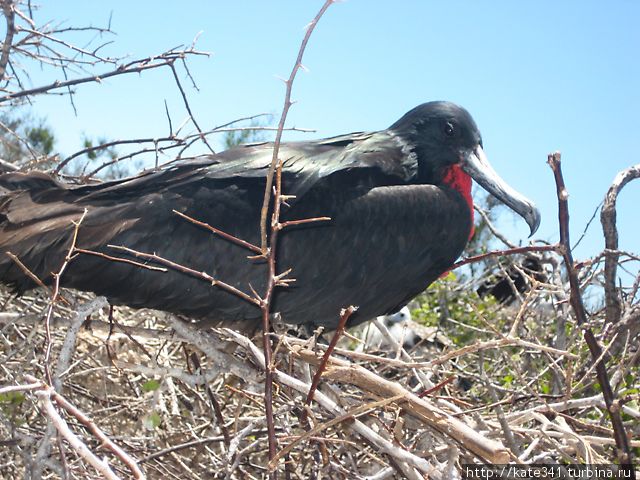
[20,1,640,261]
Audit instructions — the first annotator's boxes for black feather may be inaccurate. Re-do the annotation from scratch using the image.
[0,102,489,330]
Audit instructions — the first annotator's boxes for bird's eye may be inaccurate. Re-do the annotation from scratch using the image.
[444,122,455,137]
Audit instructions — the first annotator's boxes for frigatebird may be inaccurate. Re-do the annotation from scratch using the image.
[0,102,539,330]
[477,257,545,305]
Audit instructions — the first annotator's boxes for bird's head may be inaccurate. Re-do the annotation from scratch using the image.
[390,101,540,236]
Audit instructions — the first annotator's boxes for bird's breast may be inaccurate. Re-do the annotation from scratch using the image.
[273,183,472,327]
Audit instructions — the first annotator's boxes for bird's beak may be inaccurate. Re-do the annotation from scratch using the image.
[461,146,540,236]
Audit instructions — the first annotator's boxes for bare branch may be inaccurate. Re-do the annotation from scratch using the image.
[107,244,261,306]
[35,388,122,480]
[225,329,443,478]
[50,386,146,479]
[453,244,557,270]
[74,247,169,272]
[0,0,16,81]
[168,62,215,154]
[43,209,88,385]
[600,163,640,325]
[547,152,633,468]
[303,306,356,415]
[2,48,209,107]
[173,209,262,255]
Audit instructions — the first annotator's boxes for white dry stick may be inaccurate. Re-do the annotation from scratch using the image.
[509,425,640,451]
[0,311,178,341]
[53,390,146,479]
[54,296,109,389]
[32,297,109,479]
[364,467,395,480]
[224,404,291,480]
[519,437,542,462]
[0,382,41,395]
[32,296,109,479]
[292,345,511,464]
[429,336,577,366]
[505,393,640,425]
[35,389,123,480]
[224,328,440,479]
[372,318,463,415]
[444,445,462,480]
[24,375,146,479]
[167,317,260,383]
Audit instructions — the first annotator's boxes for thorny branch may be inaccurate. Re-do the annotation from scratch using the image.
[303,305,357,416]
[42,208,87,386]
[259,0,335,253]
[106,244,261,307]
[172,209,263,255]
[2,221,639,478]
[168,62,215,155]
[253,2,335,475]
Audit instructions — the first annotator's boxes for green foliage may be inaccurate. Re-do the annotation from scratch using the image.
[65,135,133,179]
[0,391,26,425]
[143,411,162,430]
[0,391,25,406]
[82,138,98,160]
[502,374,515,388]
[411,272,499,344]
[142,379,161,392]
[538,371,552,394]
[221,117,272,150]
[0,114,56,168]
[26,126,55,155]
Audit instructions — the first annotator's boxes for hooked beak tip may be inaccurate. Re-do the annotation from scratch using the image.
[463,146,541,238]
[526,208,541,237]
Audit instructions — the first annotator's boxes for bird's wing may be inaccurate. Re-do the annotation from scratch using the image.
[71,129,419,203]
[203,130,419,195]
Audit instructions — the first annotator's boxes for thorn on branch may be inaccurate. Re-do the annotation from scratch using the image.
[258,0,334,253]
[107,244,261,306]
[173,209,262,254]
[277,216,331,230]
[303,305,357,419]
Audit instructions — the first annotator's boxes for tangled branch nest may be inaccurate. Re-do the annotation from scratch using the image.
[0,206,638,479]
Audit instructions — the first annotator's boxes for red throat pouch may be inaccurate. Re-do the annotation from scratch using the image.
[442,164,474,240]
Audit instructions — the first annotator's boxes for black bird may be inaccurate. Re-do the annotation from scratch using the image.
[477,257,545,305]
[0,102,540,331]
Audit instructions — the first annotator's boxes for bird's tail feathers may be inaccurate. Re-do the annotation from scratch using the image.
[0,172,86,292]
